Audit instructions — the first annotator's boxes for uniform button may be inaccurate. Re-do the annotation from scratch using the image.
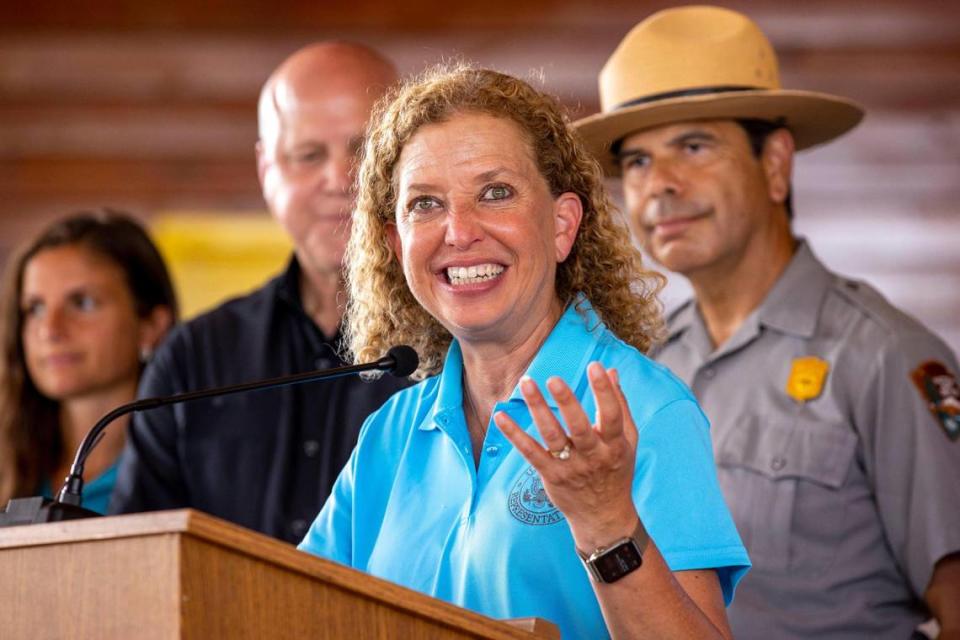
[291,519,308,538]
[703,368,716,379]
[315,356,334,369]
[770,456,787,472]
[303,440,320,458]
[485,445,500,457]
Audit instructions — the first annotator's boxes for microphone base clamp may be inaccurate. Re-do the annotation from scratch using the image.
[0,496,101,528]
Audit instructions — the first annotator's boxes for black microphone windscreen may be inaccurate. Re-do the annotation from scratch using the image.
[385,345,419,377]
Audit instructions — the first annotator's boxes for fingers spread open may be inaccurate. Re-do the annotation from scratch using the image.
[607,368,639,444]
[544,376,600,455]
[518,377,571,455]
[587,363,624,442]
[493,410,553,468]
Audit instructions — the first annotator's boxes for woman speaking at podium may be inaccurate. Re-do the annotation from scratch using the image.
[299,65,749,639]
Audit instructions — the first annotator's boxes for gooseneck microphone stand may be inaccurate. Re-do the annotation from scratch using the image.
[0,346,418,527]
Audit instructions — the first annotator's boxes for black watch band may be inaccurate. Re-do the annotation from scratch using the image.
[575,519,649,584]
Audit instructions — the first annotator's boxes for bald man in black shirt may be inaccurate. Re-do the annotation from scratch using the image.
[110,43,408,544]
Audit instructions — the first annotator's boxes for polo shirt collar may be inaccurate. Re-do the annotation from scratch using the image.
[429,339,466,429]
[507,299,605,408]
[424,299,606,431]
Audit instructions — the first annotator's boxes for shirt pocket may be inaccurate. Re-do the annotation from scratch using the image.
[715,416,857,575]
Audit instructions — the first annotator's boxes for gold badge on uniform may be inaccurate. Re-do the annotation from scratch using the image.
[910,361,960,442]
[786,356,830,403]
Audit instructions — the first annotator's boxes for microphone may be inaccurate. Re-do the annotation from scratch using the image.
[0,345,418,527]
[379,344,418,377]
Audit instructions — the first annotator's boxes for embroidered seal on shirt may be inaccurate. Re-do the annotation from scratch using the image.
[910,361,960,442]
[508,466,564,526]
[785,356,830,403]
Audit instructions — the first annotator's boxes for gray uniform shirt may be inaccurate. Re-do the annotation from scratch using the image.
[655,241,960,639]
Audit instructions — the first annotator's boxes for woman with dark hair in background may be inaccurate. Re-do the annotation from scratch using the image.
[0,210,177,514]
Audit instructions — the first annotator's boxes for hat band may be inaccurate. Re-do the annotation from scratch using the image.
[613,85,760,111]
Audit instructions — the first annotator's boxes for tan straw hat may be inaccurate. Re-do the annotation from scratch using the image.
[573,5,865,175]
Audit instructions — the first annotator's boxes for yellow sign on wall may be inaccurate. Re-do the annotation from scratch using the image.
[151,212,291,319]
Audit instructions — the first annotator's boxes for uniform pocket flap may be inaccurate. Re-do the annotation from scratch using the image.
[716,418,857,489]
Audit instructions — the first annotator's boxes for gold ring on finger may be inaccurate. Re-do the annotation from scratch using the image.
[550,441,572,461]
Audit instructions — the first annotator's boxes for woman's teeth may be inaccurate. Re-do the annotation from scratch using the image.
[446,263,504,285]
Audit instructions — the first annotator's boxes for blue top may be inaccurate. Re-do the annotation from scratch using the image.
[299,302,750,639]
[39,461,120,515]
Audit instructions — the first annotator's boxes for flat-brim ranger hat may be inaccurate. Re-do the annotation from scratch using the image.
[573,5,865,176]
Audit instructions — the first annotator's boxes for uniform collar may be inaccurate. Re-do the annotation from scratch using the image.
[424,299,606,431]
[667,239,831,343]
[665,299,698,342]
[755,239,832,338]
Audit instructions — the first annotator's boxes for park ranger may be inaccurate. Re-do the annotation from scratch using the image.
[574,6,960,639]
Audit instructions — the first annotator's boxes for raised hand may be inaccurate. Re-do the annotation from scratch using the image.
[493,362,640,549]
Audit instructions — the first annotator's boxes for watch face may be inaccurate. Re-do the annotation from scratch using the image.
[593,539,643,582]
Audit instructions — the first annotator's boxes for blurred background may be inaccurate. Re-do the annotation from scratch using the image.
[2,0,958,351]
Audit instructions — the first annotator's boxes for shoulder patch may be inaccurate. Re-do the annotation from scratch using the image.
[910,361,960,441]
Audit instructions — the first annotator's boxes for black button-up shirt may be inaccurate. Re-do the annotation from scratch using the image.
[110,258,409,543]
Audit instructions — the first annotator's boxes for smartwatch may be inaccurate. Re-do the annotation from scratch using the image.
[576,519,649,584]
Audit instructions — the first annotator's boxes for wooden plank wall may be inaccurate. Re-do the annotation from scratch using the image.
[1,0,958,352]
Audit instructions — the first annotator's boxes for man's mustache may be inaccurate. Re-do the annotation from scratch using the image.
[640,196,709,227]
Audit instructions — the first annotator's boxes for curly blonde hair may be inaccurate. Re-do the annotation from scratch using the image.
[345,63,664,379]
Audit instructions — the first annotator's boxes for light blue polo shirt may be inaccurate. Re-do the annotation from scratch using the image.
[299,302,749,638]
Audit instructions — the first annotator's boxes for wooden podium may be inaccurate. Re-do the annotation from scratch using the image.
[0,509,559,639]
